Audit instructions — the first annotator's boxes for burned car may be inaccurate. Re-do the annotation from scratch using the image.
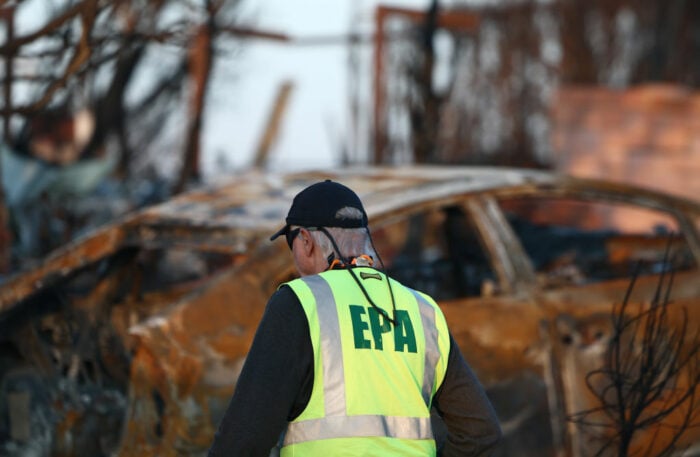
[1,166,699,456]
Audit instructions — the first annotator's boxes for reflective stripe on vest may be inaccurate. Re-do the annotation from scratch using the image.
[283,270,445,447]
[285,414,433,445]
[300,275,346,417]
[413,289,440,407]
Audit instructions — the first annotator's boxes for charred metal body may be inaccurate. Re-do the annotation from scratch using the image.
[1,166,700,456]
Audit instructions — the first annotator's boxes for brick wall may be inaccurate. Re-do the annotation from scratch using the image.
[551,84,700,202]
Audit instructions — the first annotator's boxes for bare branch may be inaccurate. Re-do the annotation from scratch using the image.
[570,242,700,456]
[0,2,85,54]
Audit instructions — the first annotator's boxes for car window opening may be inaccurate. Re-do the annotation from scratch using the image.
[372,205,497,300]
[499,197,697,288]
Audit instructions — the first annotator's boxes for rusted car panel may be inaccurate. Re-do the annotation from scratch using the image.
[1,165,700,456]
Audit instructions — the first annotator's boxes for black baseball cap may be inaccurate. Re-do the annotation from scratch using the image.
[270,180,368,241]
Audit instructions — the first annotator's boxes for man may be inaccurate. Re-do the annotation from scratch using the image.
[208,180,501,456]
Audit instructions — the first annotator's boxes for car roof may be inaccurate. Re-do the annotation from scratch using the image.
[138,165,555,230]
[2,164,698,311]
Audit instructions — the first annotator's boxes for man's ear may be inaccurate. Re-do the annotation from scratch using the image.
[300,228,314,257]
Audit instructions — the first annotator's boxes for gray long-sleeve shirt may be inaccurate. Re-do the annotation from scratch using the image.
[208,284,501,456]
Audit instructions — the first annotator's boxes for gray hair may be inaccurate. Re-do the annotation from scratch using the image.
[298,206,376,260]
[310,227,376,261]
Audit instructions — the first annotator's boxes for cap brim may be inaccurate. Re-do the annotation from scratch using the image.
[270,224,290,241]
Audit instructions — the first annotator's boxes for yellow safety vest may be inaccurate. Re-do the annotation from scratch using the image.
[281,267,451,457]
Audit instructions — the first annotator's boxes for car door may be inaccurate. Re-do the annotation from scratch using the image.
[490,189,700,456]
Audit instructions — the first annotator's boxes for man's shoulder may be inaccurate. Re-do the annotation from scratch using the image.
[269,284,301,306]
[265,285,308,323]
